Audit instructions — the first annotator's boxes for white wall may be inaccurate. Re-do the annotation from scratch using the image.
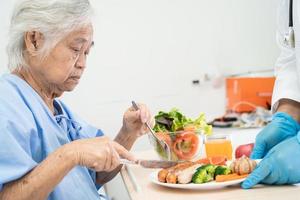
[0,0,279,145]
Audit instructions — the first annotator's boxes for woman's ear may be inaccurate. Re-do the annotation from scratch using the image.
[24,31,44,55]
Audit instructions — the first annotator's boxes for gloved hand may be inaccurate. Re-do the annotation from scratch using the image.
[242,134,300,189]
[251,112,300,159]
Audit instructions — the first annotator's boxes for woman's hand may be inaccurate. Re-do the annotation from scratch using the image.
[71,136,136,172]
[121,103,154,137]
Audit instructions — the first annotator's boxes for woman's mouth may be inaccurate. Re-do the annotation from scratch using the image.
[68,76,81,83]
[70,76,81,80]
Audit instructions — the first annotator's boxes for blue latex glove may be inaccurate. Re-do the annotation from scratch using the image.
[242,134,300,189]
[251,112,300,159]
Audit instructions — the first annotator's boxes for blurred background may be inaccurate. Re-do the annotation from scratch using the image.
[0,0,278,143]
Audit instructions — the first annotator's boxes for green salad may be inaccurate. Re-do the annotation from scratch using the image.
[152,108,213,161]
[153,108,212,135]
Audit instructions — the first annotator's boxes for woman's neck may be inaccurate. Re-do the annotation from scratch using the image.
[13,68,59,114]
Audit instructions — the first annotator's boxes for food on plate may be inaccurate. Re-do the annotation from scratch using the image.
[214,165,231,179]
[153,108,212,161]
[157,156,227,184]
[166,162,197,183]
[175,156,227,184]
[157,169,169,183]
[166,172,177,184]
[235,143,254,159]
[157,161,194,183]
[215,173,249,182]
[192,164,216,184]
[230,155,257,175]
[157,156,257,184]
[194,156,227,165]
[177,164,202,184]
[207,156,227,165]
[157,157,214,184]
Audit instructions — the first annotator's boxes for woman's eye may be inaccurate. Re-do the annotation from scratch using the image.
[73,48,80,53]
[70,46,81,53]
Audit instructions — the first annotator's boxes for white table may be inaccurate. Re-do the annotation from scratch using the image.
[107,127,300,200]
[120,149,300,200]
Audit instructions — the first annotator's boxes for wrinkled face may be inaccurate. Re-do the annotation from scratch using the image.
[28,24,94,93]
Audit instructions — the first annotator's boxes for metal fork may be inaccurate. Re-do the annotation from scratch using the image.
[131,101,171,160]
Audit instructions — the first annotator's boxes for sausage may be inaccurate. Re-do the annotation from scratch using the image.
[158,169,169,183]
[166,172,177,184]
[157,162,193,183]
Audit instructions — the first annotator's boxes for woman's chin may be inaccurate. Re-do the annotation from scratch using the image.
[65,84,78,92]
[63,81,80,92]
[65,78,80,91]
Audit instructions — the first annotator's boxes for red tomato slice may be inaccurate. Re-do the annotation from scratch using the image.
[172,131,199,160]
[155,132,172,147]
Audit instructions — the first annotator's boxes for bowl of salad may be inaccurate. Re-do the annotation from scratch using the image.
[152,108,213,161]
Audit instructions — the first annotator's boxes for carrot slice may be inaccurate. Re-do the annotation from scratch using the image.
[195,156,227,165]
[215,173,249,182]
[195,158,210,164]
[208,156,227,165]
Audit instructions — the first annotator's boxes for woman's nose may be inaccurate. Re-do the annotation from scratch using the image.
[75,53,86,69]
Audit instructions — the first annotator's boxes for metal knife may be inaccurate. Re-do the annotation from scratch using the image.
[120,159,180,169]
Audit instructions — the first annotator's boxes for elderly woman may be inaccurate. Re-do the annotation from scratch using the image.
[0,0,152,199]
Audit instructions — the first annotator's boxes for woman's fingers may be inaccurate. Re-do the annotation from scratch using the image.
[111,143,121,169]
[124,109,140,123]
[138,104,148,123]
[134,103,153,133]
[127,103,149,123]
[112,141,136,161]
[149,117,155,128]
[103,141,135,171]
[103,145,112,171]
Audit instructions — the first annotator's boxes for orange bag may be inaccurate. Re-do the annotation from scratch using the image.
[226,77,275,113]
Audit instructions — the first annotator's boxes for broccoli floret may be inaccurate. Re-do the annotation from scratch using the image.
[192,164,216,184]
[192,168,213,184]
[214,166,231,179]
[202,164,217,176]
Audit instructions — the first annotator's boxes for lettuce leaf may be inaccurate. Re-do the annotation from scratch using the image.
[153,108,212,135]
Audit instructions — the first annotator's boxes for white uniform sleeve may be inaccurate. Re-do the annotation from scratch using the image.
[272,0,300,111]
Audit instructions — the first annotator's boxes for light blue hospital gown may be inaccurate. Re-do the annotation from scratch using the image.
[0,74,105,199]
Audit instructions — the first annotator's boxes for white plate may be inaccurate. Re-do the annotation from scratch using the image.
[149,171,246,190]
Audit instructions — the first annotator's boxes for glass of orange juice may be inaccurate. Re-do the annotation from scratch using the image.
[204,134,233,160]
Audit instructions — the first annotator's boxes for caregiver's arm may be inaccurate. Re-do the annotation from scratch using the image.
[251,99,300,160]
[276,98,300,123]
[0,144,76,200]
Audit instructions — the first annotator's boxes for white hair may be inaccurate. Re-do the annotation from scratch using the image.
[7,0,93,71]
